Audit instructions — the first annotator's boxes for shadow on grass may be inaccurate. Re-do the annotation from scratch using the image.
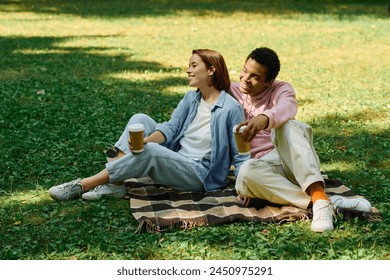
[0,195,157,259]
[0,35,186,191]
[1,0,389,19]
[307,112,390,205]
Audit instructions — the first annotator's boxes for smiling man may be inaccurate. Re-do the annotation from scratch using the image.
[230,47,372,232]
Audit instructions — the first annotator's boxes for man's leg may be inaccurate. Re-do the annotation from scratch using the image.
[273,120,333,232]
[272,120,324,194]
[235,150,311,210]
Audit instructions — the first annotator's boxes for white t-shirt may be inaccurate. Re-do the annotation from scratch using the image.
[178,98,213,160]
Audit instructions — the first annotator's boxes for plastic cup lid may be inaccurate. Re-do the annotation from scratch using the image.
[233,125,247,133]
[128,123,144,132]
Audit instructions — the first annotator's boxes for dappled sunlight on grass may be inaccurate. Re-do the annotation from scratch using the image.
[13,48,73,55]
[321,162,357,173]
[1,0,389,260]
[105,72,187,95]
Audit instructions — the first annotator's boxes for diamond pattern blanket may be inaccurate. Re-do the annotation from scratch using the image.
[126,175,381,232]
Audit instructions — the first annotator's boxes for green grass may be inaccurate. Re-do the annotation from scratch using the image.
[0,0,389,260]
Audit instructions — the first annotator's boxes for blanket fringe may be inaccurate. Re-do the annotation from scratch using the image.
[135,219,209,233]
[135,220,164,234]
[278,212,310,224]
[179,220,208,230]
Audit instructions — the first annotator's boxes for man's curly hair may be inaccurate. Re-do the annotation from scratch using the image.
[246,47,280,82]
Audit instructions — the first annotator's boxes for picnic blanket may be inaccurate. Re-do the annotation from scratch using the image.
[126,175,381,232]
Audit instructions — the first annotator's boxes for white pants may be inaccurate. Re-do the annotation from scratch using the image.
[235,120,324,209]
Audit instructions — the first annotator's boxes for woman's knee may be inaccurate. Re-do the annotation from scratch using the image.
[128,114,156,135]
[129,113,149,123]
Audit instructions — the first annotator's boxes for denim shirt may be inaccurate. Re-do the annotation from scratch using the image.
[156,90,250,191]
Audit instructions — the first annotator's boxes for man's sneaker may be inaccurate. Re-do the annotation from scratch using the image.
[48,179,84,201]
[81,183,126,201]
[329,195,372,213]
[311,199,334,232]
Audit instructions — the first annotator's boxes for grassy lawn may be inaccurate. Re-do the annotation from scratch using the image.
[0,0,389,260]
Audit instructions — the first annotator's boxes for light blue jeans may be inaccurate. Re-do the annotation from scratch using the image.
[105,114,206,192]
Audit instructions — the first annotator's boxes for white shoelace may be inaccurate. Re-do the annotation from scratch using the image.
[315,202,336,222]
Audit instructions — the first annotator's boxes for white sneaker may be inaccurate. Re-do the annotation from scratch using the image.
[81,183,126,201]
[48,179,83,201]
[311,199,334,232]
[329,195,372,212]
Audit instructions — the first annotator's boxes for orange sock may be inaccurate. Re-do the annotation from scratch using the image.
[308,183,328,204]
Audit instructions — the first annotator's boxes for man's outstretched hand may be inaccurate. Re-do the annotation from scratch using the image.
[235,114,269,142]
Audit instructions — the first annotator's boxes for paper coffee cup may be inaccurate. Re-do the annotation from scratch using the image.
[128,123,145,153]
[233,125,250,155]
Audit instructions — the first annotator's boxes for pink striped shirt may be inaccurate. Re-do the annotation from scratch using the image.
[230,81,298,158]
